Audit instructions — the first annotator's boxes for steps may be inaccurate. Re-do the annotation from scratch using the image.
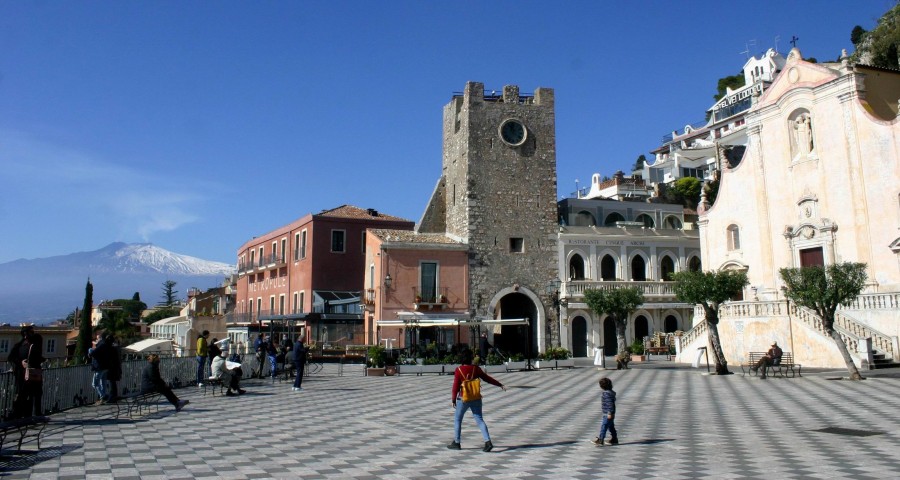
[872,351,900,369]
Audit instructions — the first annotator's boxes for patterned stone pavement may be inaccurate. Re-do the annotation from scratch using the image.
[3,362,900,479]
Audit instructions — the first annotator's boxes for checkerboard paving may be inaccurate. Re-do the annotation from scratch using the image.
[4,365,900,479]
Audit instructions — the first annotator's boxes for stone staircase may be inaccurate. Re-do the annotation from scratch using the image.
[680,293,900,369]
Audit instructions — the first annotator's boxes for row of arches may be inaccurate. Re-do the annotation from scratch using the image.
[568,313,682,357]
[574,211,684,229]
[568,252,701,281]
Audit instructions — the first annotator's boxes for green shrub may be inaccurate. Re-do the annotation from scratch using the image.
[541,347,571,360]
[485,352,505,365]
[367,346,386,368]
[627,338,644,355]
[509,353,525,362]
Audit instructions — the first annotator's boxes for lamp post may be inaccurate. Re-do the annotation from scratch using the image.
[545,278,568,323]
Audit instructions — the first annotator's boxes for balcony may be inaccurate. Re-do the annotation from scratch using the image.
[564,280,684,304]
[263,253,288,268]
[413,287,450,311]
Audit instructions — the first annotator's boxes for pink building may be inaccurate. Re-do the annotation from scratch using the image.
[363,229,471,350]
[235,205,413,345]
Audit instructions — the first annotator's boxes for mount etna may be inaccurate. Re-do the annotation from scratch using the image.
[0,243,235,324]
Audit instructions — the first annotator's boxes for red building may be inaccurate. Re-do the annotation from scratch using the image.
[234,205,414,345]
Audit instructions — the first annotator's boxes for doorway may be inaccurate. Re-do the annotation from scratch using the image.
[634,315,649,342]
[571,316,587,357]
[494,292,538,358]
[800,247,824,267]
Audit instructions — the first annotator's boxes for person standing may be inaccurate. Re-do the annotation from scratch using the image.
[266,337,278,379]
[16,327,45,417]
[88,332,109,404]
[591,377,619,446]
[142,354,189,411]
[7,326,33,418]
[106,334,123,403]
[448,349,507,452]
[292,339,309,391]
[253,334,265,378]
[478,332,492,363]
[196,330,210,387]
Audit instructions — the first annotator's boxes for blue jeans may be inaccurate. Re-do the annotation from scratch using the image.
[196,356,206,384]
[454,399,491,443]
[268,355,277,378]
[599,414,617,442]
[92,370,108,399]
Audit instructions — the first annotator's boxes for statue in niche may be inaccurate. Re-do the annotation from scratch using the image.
[793,114,814,156]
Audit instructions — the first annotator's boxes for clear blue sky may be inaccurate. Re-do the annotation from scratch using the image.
[1,1,893,264]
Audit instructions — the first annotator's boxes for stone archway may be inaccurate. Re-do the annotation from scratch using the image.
[487,286,544,357]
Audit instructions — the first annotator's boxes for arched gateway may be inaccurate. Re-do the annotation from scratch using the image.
[488,288,542,358]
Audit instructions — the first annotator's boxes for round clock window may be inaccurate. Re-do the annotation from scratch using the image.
[499,119,527,146]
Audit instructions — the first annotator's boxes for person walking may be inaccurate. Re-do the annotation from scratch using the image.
[196,330,210,387]
[591,377,619,446]
[142,354,189,412]
[448,349,507,452]
[103,334,123,403]
[292,339,309,391]
[478,332,492,363]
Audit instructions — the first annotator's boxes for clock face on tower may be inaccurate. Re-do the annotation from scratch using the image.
[499,119,527,146]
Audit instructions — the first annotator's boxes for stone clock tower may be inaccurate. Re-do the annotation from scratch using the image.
[420,82,560,352]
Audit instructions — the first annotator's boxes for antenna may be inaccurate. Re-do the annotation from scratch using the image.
[774,35,780,53]
[574,179,580,198]
[739,39,756,59]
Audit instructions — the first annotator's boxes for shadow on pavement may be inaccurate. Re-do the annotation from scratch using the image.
[499,440,578,451]
[0,444,81,474]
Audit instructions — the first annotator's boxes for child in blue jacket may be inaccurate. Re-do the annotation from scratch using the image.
[591,377,618,446]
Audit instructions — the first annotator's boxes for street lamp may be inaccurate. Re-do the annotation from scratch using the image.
[546,278,568,322]
[384,273,393,289]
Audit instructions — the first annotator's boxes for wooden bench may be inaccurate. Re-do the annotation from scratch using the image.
[0,416,50,453]
[741,352,802,378]
[645,346,672,360]
[123,392,162,418]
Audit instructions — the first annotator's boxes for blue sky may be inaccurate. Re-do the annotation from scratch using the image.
[1,1,893,265]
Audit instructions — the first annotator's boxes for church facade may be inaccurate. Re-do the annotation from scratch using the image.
[694,49,900,368]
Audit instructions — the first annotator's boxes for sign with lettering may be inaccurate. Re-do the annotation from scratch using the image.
[567,239,647,246]
[714,83,763,110]
[248,277,288,292]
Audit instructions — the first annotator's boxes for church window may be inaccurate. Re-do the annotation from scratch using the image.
[727,225,741,251]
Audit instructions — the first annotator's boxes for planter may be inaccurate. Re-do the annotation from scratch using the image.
[420,365,444,374]
[631,355,647,362]
[483,365,507,374]
[445,364,462,375]
[505,361,529,371]
[367,367,386,376]
[534,360,554,369]
[384,365,398,376]
[556,359,575,368]
[397,365,420,375]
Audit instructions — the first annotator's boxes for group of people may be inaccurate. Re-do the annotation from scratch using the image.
[448,347,620,452]
[6,325,45,418]
[249,334,309,391]
[88,331,122,404]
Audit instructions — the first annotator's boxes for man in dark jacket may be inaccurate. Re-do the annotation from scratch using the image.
[292,339,309,391]
[142,354,188,411]
[104,334,123,403]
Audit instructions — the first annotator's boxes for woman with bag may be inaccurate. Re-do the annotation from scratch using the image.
[448,349,507,452]
[16,326,45,417]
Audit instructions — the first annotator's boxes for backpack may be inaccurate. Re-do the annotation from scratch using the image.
[459,366,482,402]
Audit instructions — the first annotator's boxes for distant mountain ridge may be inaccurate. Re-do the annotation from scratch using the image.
[0,242,235,324]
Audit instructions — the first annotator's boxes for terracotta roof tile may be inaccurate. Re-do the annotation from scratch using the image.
[316,205,412,222]
[369,229,464,245]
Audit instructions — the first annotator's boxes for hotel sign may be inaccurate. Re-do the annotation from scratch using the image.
[567,239,646,246]
[714,83,763,110]
[248,277,287,292]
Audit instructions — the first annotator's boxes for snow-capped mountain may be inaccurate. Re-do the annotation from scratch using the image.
[0,243,235,324]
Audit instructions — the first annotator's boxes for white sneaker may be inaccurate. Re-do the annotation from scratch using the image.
[198,383,204,388]
[292,387,301,392]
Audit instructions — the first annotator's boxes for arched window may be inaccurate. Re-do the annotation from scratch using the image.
[688,256,702,272]
[635,214,654,228]
[634,315,649,342]
[664,216,682,229]
[601,255,617,281]
[631,255,646,281]
[664,315,678,333]
[604,212,625,227]
[727,224,741,251]
[660,256,675,281]
[574,210,596,226]
[568,254,586,280]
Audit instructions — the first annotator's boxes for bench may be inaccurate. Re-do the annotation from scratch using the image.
[645,346,672,360]
[123,392,162,418]
[202,377,226,396]
[0,416,50,453]
[741,352,802,378]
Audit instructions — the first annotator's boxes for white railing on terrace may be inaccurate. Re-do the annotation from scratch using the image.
[679,316,707,348]
[565,280,677,298]
[691,297,897,362]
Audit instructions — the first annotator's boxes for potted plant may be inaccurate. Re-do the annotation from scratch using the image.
[482,352,507,373]
[366,346,386,376]
[535,347,573,369]
[505,353,528,371]
[628,339,646,362]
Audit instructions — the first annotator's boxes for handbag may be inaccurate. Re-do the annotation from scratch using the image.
[24,344,43,383]
[459,367,482,402]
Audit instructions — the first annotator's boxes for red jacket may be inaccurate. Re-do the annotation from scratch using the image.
[451,364,503,402]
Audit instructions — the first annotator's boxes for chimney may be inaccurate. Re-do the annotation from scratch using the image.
[367,208,379,217]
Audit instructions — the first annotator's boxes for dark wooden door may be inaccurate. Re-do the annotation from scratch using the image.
[800,247,824,267]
